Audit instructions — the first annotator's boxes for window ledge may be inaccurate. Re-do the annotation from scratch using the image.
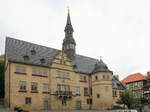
[18,90,27,93]
[31,91,38,93]
[79,80,87,83]
[32,74,48,78]
[42,91,50,94]
[56,77,70,80]
[15,72,26,75]
[76,94,81,96]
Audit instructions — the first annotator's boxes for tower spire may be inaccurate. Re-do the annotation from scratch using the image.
[66,6,71,25]
[64,8,74,32]
[62,9,76,60]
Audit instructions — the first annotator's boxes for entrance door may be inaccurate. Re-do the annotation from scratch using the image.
[43,100,48,110]
[76,101,81,109]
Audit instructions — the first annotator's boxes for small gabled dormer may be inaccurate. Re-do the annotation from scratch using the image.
[40,56,46,64]
[23,50,30,61]
[31,47,36,55]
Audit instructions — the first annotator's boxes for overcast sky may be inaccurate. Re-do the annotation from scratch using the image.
[0,0,150,79]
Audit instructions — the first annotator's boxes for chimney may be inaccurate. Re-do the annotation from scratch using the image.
[147,71,150,79]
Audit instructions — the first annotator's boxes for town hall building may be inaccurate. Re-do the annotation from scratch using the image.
[4,11,124,110]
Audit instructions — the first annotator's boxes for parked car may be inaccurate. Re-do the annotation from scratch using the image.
[114,109,138,112]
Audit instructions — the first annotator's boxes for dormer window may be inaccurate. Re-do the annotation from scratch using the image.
[23,55,29,61]
[40,57,45,64]
[31,48,36,55]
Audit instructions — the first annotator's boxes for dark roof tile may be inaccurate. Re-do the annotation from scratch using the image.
[5,37,112,74]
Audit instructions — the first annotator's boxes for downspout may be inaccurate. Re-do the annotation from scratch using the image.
[9,62,11,107]
[89,74,92,110]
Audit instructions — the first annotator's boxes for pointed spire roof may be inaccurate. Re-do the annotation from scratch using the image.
[63,8,75,45]
[66,8,71,25]
[62,8,76,60]
[64,8,74,32]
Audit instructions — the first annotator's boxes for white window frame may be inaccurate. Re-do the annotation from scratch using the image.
[15,66,26,73]
[19,81,26,90]
[76,87,80,94]
[43,84,49,92]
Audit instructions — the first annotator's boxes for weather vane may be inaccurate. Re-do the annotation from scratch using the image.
[100,56,102,60]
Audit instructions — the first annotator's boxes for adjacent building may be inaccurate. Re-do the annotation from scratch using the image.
[122,73,146,98]
[143,72,150,102]
[112,75,126,106]
[4,11,115,110]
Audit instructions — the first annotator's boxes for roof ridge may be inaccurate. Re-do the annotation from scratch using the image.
[6,36,60,51]
[129,72,143,75]
[76,54,99,61]
[122,72,146,83]
[6,37,100,61]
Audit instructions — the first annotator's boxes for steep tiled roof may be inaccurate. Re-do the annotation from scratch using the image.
[112,75,126,90]
[5,37,59,67]
[5,37,112,74]
[122,73,146,83]
[92,59,111,73]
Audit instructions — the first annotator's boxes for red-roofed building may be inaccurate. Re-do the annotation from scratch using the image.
[143,72,150,102]
[122,73,146,98]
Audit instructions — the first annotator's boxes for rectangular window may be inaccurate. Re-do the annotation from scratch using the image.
[32,68,48,76]
[15,66,26,74]
[76,87,80,94]
[62,99,67,106]
[57,71,69,79]
[87,99,92,104]
[106,75,109,80]
[113,90,117,97]
[19,81,26,91]
[43,100,48,109]
[84,87,89,96]
[103,74,109,80]
[57,85,70,91]
[32,68,37,74]
[43,70,48,76]
[119,91,123,97]
[25,97,31,104]
[80,75,87,82]
[43,84,49,92]
[31,82,38,92]
[39,69,42,75]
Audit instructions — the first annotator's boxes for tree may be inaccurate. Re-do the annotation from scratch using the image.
[117,90,135,109]
[140,97,149,104]
[0,60,4,98]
